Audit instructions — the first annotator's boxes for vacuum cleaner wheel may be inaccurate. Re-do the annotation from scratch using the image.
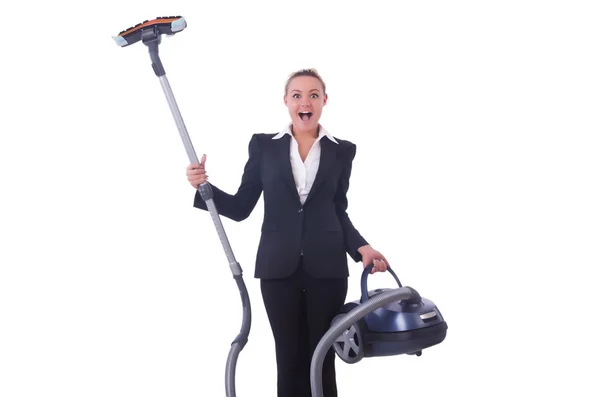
[331,313,365,364]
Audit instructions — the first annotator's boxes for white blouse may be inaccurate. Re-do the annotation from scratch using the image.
[272,124,339,204]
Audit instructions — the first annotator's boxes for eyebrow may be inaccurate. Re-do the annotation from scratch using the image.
[291,89,321,93]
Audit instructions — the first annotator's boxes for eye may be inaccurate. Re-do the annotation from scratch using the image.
[311,93,319,98]
[293,93,300,99]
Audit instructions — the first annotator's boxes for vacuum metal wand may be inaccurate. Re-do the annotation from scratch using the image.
[156,74,241,276]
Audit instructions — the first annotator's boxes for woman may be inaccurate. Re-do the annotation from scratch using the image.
[186,68,389,397]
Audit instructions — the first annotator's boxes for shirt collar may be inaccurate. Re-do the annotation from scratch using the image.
[272,123,338,144]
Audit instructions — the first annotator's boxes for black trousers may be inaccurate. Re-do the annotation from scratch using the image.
[260,257,348,397]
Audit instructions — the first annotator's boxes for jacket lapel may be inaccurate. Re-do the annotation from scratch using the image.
[277,134,302,203]
[305,137,337,205]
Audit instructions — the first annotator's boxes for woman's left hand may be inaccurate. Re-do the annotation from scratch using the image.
[358,245,389,273]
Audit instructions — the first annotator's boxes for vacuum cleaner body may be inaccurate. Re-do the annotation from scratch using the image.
[331,265,447,363]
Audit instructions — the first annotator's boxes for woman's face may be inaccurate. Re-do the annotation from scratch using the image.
[284,76,327,134]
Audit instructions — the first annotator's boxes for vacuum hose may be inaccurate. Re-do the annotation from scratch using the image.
[225,275,251,397]
[310,287,414,397]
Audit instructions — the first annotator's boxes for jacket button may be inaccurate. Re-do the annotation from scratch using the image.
[298,208,303,213]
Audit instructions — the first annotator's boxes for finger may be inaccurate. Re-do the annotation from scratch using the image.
[375,257,388,269]
[187,169,203,178]
[379,258,388,270]
[200,154,206,167]
[189,175,207,184]
[187,170,206,178]
[187,163,202,171]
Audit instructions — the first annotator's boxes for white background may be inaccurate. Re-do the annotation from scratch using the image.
[1,1,599,396]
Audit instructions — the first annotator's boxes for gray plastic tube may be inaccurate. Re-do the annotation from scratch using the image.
[310,288,413,397]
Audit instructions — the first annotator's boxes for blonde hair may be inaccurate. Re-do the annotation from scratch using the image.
[284,68,327,95]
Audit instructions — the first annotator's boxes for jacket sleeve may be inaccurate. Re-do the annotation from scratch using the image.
[193,134,263,222]
[334,142,368,262]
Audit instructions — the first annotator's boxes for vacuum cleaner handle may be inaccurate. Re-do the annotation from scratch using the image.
[360,264,403,303]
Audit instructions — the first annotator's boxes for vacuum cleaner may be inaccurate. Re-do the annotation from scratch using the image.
[330,264,447,363]
[310,268,448,395]
[112,16,447,397]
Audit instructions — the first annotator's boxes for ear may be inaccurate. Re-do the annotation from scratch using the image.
[283,95,288,106]
[323,93,328,105]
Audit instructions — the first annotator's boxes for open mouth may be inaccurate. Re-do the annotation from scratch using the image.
[299,111,313,121]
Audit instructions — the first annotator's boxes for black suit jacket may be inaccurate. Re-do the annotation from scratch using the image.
[193,132,368,279]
